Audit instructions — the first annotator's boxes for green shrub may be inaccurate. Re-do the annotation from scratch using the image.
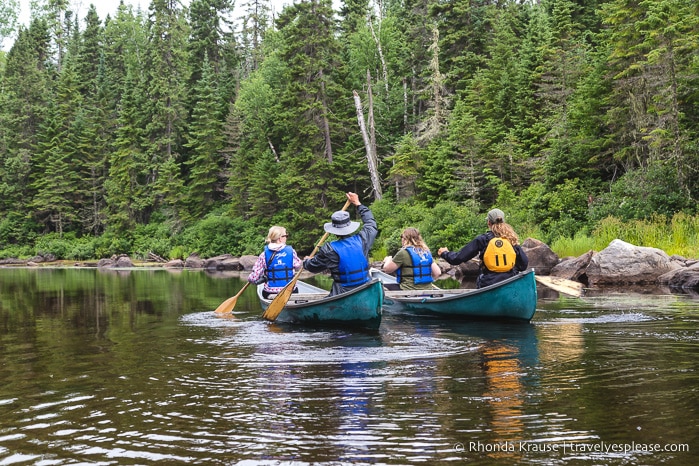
[0,244,33,259]
[66,237,98,260]
[373,198,482,256]
[34,233,73,259]
[169,245,188,260]
[132,223,174,259]
[93,232,133,258]
[178,214,261,257]
[590,163,694,222]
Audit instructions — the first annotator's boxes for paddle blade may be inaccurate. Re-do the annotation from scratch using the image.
[214,296,238,315]
[214,282,250,315]
[535,275,584,297]
[262,274,300,321]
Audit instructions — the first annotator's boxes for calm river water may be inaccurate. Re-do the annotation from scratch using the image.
[0,267,696,465]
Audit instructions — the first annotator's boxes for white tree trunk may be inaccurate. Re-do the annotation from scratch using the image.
[353,87,382,200]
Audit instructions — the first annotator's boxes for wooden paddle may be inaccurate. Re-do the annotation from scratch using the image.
[214,281,251,315]
[535,275,584,297]
[262,199,352,322]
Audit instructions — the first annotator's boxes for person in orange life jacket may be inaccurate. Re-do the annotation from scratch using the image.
[248,225,302,299]
[382,227,441,290]
[437,208,528,288]
[303,192,378,297]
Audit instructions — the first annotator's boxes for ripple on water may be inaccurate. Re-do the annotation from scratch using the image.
[181,311,479,366]
[539,311,655,325]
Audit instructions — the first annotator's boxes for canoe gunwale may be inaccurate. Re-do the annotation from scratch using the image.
[258,278,383,310]
[383,270,536,303]
[371,268,537,321]
[257,278,384,329]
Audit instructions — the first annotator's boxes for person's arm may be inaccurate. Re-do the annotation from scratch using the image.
[248,253,266,283]
[430,261,441,280]
[303,243,337,273]
[382,255,399,274]
[383,247,408,274]
[438,235,485,265]
[356,205,378,256]
[515,245,529,271]
[292,249,303,271]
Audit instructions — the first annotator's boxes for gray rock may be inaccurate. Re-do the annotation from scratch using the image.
[204,254,242,271]
[521,237,560,275]
[239,254,259,271]
[551,250,594,284]
[165,259,184,268]
[586,239,681,286]
[184,254,204,268]
[658,261,699,289]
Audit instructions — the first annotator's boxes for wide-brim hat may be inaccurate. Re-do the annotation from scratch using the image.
[324,210,360,235]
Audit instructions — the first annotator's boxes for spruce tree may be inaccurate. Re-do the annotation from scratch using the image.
[183,55,225,219]
[144,0,191,223]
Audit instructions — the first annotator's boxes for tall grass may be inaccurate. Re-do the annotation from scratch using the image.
[550,213,699,259]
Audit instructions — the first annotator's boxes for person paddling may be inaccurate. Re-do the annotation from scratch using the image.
[437,209,528,288]
[248,225,302,298]
[303,192,378,296]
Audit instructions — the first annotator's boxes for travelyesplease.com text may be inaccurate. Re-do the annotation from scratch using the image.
[455,441,689,454]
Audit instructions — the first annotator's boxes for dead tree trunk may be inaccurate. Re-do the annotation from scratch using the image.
[353,83,383,200]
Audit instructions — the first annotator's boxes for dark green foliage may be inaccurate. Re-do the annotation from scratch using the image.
[1,0,698,261]
[590,162,696,222]
[372,198,482,256]
[177,214,261,258]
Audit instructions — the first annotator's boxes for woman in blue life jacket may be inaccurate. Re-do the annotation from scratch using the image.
[303,192,378,296]
[437,209,529,288]
[248,225,302,298]
[382,228,441,290]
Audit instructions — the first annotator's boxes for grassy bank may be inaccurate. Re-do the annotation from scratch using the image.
[549,213,699,259]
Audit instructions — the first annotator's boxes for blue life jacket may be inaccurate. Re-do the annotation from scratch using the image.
[264,245,295,288]
[396,246,434,285]
[330,236,370,287]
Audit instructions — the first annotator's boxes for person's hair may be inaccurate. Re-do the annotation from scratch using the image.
[266,226,286,244]
[490,222,520,246]
[401,227,431,253]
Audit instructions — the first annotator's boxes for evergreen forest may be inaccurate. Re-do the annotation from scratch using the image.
[1,0,698,263]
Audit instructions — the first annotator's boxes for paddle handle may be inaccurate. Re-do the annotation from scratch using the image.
[306,199,352,259]
[235,281,251,298]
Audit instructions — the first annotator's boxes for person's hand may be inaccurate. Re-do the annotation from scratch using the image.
[437,247,449,256]
[347,192,360,206]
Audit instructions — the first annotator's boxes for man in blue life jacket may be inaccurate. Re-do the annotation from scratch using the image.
[303,192,378,296]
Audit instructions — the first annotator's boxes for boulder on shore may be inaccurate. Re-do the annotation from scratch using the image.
[586,239,681,286]
[165,259,184,268]
[521,238,559,275]
[97,254,134,268]
[239,255,258,271]
[185,254,204,268]
[204,254,242,271]
[551,250,594,285]
[658,261,699,289]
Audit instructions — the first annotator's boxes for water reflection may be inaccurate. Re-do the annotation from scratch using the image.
[0,268,697,465]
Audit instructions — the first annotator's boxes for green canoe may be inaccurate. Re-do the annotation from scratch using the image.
[370,268,537,322]
[257,278,384,329]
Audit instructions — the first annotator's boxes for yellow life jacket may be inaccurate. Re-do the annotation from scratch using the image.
[482,237,516,272]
